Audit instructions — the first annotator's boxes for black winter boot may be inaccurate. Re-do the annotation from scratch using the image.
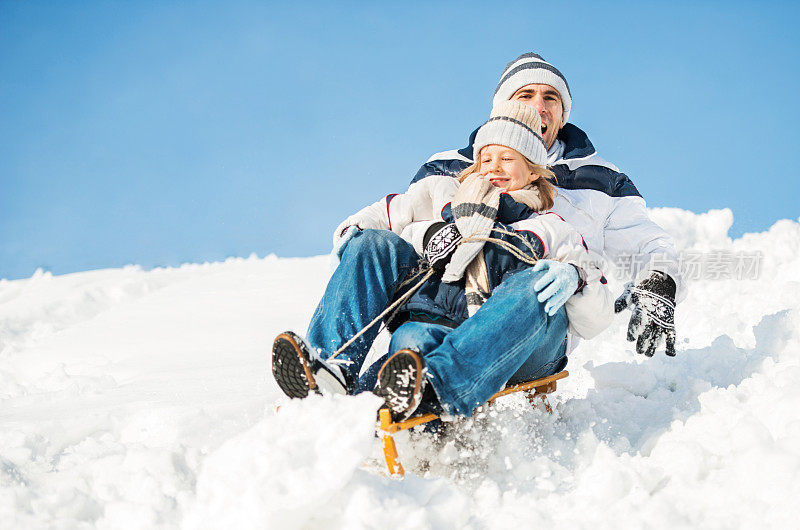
[272,331,349,398]
[374,349,427,422]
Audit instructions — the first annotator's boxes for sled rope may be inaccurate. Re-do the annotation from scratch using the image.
[463,227,541,266]
[328,267,436,361]
[327,228,540,362]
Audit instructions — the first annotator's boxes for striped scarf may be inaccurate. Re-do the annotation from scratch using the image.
[442,173,544,316]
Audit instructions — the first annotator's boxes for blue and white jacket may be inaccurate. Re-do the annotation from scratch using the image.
[333,175,614,344]
[411,123,686,302]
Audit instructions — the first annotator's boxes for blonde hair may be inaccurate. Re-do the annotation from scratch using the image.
[458,152,558,211]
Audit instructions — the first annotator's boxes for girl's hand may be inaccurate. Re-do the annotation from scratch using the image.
[532,259,581,316]
[423,222,462,274]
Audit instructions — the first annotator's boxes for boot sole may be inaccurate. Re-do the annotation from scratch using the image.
[272,332,317,398]
[375,349,424,422]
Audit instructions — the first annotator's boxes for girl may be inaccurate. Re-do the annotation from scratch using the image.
[272,100,613,420]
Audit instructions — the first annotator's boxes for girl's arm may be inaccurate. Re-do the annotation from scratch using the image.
[510,213,614,339]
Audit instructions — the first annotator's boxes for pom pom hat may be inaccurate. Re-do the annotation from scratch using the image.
[473,100,548,166]
[492,52,572,125]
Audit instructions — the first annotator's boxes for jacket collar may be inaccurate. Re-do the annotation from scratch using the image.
[555,123,596,160]
[464,122,597,162]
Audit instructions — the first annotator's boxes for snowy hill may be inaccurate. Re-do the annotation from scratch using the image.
[2,208,799,529]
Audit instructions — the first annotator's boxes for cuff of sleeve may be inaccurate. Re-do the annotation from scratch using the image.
[571,264,587,294]
[638,254,685,303]
[423,222,449,249]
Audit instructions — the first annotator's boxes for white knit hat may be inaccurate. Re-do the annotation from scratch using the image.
[473,100,548,166]
[492,52,572,124]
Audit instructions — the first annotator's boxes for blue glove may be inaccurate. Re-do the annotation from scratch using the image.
[532,259,580,316]
[334,225,360,258]
[329,225,360,272]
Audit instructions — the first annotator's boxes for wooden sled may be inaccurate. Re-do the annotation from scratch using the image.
[377,370,569,477]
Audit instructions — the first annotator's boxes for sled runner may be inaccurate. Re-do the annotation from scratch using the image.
[377,370,568,477]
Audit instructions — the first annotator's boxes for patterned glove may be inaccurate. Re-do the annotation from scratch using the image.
[423,222,463,274]
[532,259,581,316]
[615,271,677,357]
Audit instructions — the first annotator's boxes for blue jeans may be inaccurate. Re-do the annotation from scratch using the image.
[388,270,568,416]
[307,229,420,392]
[306,229,568,413]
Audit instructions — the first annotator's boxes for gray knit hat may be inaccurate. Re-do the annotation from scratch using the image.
[492,52,572,124]
[473,100,548,166]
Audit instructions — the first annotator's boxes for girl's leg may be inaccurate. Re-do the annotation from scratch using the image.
[355,321,453,394]
[306,229,420,384]
[507,334,567,385]
[422,267,569,416]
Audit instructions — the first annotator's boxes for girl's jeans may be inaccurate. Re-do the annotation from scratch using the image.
[306,229,568,417]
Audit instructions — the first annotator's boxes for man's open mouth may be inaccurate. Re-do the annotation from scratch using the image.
[541,124,548,137]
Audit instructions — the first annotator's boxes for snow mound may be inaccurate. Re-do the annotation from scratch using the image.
[185,393,382,529]
[1,211,799,528]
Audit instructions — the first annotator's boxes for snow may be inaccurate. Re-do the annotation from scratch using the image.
[2,209,800,529]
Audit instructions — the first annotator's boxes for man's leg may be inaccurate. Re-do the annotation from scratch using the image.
[306,229,420,384]
[422,267,569,416]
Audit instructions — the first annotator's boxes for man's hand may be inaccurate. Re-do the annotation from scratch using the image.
[334,225,360,258]
[615,271,677,357]
[329,225,361,272]
[423,222,462,274]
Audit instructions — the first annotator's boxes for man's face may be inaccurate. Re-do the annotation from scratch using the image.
[510,84,563,149]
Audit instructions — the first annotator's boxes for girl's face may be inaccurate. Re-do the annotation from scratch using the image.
[478,145,538,191]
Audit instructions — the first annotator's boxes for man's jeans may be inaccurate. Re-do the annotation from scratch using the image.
[306,229,419,391]
[306,229,568,415]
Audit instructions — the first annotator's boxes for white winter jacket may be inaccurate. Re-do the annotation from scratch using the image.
[333,175,614,343]
[412,123,687,302]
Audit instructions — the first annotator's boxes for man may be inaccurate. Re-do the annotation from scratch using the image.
[271,52,683,419]
[411,52,684,357]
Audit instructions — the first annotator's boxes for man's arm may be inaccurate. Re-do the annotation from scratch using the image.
[602,194,682,357]
[333,175,458,248]
[409,127,479,185]
[603,195,686,302]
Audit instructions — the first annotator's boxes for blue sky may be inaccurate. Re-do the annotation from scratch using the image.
[2,1,799,280]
